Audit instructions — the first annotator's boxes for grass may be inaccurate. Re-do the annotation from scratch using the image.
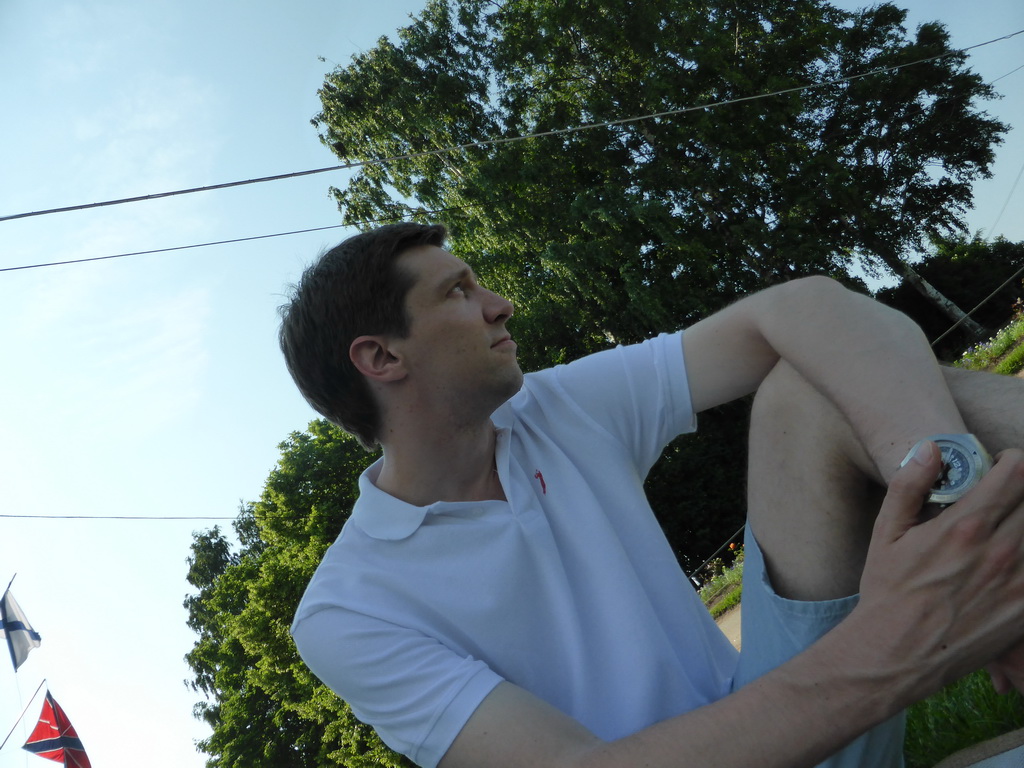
[707,585,742,619]
[700,561,743,620]
[698,547,744,620]
[905,672,1024,768]
[955,315,1024,375]
[994,337,1024,375]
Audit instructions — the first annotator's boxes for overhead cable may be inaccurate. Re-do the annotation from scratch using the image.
[0,224,347,273]
[0,514,237,521]
[989,62,1024,84]
[930,261,1024,347]
[1,28,1020,225]
[0,204,481,273]
[988,157,1024,237]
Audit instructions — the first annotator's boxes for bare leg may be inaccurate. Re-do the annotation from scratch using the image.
[747,363,1024,602]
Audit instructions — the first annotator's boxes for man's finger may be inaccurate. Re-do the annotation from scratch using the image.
[873,439,940,542]
[938,450,1024,540]
[987,663,1012,695]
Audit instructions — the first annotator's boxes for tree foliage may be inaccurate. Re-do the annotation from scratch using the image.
[310,0,1006,570]
[316,0,1004,359]
[876,236,1024,359]
[185,422,413,767]
[310,0,1007,564]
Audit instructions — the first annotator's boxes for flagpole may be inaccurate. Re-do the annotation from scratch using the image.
[3,574,15,596]
[0,678,45,753]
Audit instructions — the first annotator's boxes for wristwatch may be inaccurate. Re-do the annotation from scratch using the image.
[904,433,993,507]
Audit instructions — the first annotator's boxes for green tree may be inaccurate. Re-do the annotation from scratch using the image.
[313,0,1006,568]
[876,235,1024,359]
[315,0,1004,348]
[310,0,1007,572]
[185,421,413,767]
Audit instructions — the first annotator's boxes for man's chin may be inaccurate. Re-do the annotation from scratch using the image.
[498,369,525,403]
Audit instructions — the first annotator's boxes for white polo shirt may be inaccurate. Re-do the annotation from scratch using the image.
[291,331,739,767]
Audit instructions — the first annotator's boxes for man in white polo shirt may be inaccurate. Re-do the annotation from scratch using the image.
[281,222,1024,768]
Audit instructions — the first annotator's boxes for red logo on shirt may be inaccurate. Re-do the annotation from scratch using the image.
[534,470,547,494]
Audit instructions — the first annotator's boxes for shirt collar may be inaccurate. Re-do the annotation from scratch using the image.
[350,460,429,540]
[350,412,514,541]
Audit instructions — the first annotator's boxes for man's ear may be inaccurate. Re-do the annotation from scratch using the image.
[350,335,407,383]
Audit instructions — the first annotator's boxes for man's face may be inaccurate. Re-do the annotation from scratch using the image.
[390,245,523,414]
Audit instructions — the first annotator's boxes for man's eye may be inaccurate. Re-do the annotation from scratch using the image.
[450,283,466,295]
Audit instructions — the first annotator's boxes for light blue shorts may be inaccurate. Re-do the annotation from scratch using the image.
[730,523,905,768]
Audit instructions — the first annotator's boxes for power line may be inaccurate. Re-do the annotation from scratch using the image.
[983,61,1024,237]
[930,261,1024,347]
[988,157,1024,237]
[923,58,1024,347]
[0,514,236,520]
[0,223,347,273]
[686,524,746,582]
[0,204,482,273]
[3,31,1021,274]
[989,62,1024,85]
[2,28,1020,225]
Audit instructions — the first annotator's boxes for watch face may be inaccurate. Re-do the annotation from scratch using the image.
[936,443,973,495]
[902,434,992,508]
[928,435,992,506]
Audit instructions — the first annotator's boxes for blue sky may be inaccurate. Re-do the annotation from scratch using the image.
[0,1,1020,766]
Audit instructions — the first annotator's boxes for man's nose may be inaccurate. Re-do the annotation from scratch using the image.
[484,289,514,323]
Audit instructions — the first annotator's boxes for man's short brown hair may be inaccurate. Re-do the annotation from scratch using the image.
[279,222,448,449]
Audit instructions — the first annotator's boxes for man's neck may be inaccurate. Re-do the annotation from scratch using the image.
[374,419,506,507]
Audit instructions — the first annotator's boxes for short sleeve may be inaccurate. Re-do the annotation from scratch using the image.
[534,331,695,472]
[292,606,502,768]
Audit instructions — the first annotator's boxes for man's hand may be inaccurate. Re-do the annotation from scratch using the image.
[854,440,1024,701]
[987,649,1024,694]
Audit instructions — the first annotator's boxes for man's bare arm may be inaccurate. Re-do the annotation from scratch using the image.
[439,446,1024,768]
[682,275,965,481]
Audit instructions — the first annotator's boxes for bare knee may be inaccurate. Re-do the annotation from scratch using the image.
[750,362,876,484]
[750,361,819,440]
[746,362,883,600]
